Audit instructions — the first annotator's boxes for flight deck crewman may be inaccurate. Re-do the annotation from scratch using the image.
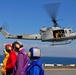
[12,41,29,75]
[1,49,9,75]
[26,47,44,75]
[5,44,17,75]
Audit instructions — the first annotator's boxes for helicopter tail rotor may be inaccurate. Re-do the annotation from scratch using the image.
[0,22,9,32]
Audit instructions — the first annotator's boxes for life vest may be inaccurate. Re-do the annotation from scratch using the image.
[26,60,44,75]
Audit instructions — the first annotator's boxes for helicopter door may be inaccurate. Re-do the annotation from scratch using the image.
[53,30,65,38]
[53,31,59,38]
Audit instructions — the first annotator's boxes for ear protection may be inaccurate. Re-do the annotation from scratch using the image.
[12,41,23,49]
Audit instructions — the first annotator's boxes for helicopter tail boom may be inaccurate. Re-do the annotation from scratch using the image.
[0,27,41,40]
[0,27,11,37]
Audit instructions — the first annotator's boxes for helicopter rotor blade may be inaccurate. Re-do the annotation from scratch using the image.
[47,19,63,27]
[44,2,61,27]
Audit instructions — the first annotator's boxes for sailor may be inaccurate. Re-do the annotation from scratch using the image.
[12,41,29,75]
[1,49,9,75]
[5,44,17,75]
[26,47,44,75]
[55,32,59,38]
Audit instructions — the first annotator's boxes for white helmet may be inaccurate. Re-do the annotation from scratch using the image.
[29,47,41,59]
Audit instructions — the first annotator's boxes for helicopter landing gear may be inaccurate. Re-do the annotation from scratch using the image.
[51,40,73,46]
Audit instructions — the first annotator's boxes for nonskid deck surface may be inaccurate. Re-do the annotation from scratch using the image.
[0,64,76,75]
[0,69,76,75]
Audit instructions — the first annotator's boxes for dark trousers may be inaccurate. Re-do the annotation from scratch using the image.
[6,69,13,75]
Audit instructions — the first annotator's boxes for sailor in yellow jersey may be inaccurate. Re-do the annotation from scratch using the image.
[1,49,9,75]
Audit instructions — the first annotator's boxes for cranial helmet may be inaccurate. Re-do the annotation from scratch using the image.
[5,44,12,49]
[29,47,41,59]
[5,44,12,53]
[12,41,23,49]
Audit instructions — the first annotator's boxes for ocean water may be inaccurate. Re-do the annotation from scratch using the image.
[40,56,76,64]
[0,55,76,64]
[0,55,5,63]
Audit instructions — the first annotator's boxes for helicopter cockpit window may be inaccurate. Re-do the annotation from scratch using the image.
[69,29,74,33]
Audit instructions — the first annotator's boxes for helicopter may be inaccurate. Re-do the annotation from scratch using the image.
[0,2,76,46]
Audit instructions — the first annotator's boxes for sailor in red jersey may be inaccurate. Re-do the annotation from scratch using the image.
[5,44,17,75]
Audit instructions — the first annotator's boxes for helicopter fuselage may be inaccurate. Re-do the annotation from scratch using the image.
[40,27,76,42]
